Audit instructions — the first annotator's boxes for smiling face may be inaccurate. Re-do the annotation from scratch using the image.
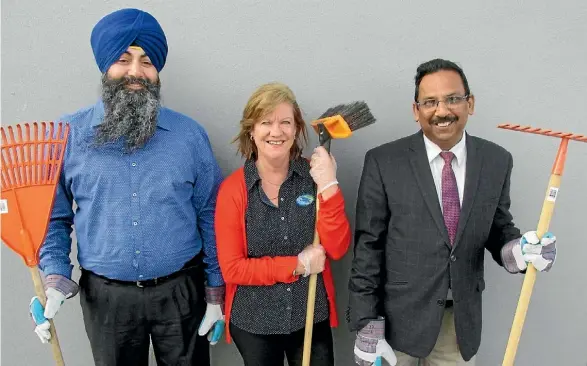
[412,69,475,150]
[251,102,296,163]
[234,82,308,160]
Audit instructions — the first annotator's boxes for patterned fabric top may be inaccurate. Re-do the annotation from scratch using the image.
[39,100,224,286]
[230,158,329,334]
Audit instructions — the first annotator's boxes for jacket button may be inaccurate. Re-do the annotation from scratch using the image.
[437,299,445,306]
[450,255,456,262]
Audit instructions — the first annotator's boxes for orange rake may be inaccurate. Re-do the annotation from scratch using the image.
[498,123,587,366]
[1,122,69,366]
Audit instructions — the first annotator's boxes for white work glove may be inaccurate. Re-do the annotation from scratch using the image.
[310,146,338,194]
[354,317,397,366]
[198,286,225,345]
[512,231,557,272]
[297,244,326,276]
[29,274,79,343]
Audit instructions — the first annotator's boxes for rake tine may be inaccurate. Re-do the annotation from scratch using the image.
[41,122,48,184]
[1,128,16,188]
[47,122,56,184]
[25,123,32,185]
[16,124,27,186]
[7,126,21,187]
[33,122,39,185]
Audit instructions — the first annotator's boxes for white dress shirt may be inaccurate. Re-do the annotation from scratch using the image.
[422,132,467,300]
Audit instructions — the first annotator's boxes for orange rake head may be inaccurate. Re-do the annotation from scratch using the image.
[1,122,70,266]
[498,124,587,142]
[498,123,587,175]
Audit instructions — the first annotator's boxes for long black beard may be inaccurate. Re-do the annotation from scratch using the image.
[94,74,161,153]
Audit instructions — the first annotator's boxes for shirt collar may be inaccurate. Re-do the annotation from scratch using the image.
[422,131,467,167]
[90,99,170,131]
[244,157,311,191]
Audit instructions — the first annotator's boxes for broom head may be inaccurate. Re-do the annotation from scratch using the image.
[311,101,376,139]
[1,122,69,266]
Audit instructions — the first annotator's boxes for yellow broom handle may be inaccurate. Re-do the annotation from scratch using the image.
[503,138,568,366]
[303,199,321,366]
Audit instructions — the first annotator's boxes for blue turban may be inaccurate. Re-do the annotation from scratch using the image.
[90,8,168,73]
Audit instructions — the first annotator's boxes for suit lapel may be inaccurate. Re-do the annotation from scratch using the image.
[408,132,451,246]
[453,134,482,249]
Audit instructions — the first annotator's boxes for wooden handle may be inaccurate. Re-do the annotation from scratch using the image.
[30,266,65,366]
[302,199,321,366]
[502,138,568,366]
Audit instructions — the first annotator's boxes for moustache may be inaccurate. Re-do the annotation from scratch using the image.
[430,115,458,125]
[104,75,158,90]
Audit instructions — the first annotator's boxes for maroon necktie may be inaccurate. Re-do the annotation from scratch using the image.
[440,151,460,245]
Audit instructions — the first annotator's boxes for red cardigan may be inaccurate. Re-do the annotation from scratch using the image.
[215,167,351,342]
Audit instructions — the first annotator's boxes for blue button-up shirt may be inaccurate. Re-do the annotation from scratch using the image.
[39,100,224,286]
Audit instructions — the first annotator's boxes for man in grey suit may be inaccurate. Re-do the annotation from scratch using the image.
[349,59,558,366]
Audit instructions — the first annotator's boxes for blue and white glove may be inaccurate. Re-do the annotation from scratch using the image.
[198,286,225,345]
[354,317,397,366]
[29,275,79,343]
[504,231,557,273]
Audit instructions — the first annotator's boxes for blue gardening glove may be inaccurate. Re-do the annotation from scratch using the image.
[29,275,79,343]
[512,231,557,272]
[198,286,225,345]
[354,317,397,366]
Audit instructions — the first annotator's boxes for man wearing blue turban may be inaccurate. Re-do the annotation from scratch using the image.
[27,8,225,366]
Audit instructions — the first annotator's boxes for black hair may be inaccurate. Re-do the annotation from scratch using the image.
[414,59,470,101]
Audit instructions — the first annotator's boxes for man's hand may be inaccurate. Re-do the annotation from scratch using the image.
[513,231,557,272]
[354,318,397,366]
[198,286,225,345]
[28,275,79,343]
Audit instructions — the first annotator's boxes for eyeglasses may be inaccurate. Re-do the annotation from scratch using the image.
[416,95,469,111]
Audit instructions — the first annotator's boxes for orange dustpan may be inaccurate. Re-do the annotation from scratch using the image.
[1,122,69,366]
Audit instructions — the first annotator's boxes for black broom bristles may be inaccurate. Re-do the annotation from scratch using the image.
[318,101,376,132]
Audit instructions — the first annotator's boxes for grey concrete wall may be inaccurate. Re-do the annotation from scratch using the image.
[2,1,586,365]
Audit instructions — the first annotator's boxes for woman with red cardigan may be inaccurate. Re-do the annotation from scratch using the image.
[215,82,351,365]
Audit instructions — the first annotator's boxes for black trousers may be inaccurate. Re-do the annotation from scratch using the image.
[79,265,209,366]
[230,320,334,366]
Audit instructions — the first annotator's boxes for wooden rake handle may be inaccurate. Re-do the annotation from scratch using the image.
[502,138,568,366]
[30,266,65,366]
[302,198,321,366]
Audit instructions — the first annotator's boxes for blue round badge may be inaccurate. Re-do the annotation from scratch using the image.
[296,194,315,207]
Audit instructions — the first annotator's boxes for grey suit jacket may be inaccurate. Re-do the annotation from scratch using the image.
[348,130,521,361]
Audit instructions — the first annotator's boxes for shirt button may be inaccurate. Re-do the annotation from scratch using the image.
[132,193,137,197]
[131,162,137,167]
[281,217,285,221]
[280,197,284,201]
[135,250,140,254]
[287,288,291,292]
[450,255,456,262]
[284,236,288,240]
[139,275,143,278]
[286,306,291,310]
[133,221,138,226]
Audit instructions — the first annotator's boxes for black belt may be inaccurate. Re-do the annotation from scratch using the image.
[82,253,202,288]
